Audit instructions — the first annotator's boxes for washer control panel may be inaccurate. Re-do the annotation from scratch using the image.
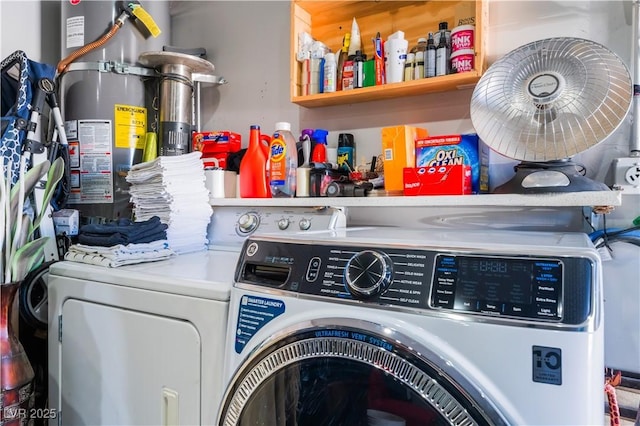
[237,239,595,325]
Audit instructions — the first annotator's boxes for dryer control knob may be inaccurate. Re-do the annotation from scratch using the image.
[344,250,393,299]
[299,218,312,230]
[237,212,260,234]
[277,218,290,230]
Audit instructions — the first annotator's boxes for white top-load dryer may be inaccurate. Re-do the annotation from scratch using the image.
[219,227,604,426]
[47,206,345,425]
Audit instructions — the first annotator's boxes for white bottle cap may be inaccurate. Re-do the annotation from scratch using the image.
[275,122,291,132]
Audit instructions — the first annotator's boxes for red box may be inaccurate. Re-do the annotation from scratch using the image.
[193,131,241,169]
[403,165,472,196]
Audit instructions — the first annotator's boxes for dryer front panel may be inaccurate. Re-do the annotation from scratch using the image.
[58,299,201,425]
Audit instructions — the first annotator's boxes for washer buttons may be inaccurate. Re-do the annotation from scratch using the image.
[306,257,322,281]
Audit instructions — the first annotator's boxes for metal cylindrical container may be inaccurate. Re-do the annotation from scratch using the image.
[59,0,170,221]
[159,63,193,156]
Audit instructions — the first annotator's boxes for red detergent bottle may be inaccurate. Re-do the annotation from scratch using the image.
[239,125,271,198]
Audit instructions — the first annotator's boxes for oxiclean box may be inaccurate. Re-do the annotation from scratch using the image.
[415,133,488,193]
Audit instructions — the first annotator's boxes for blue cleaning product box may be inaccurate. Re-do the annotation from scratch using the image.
[415,133,489,193]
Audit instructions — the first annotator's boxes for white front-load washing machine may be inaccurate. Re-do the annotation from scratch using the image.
[219,228,604,425]
[47,206,345,425]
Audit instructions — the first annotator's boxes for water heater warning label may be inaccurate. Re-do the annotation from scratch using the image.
[235,295,285,354]
[66,120,113,204]
[114,104,146,149]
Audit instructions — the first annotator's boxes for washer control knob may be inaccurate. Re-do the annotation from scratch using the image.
[344,250,393,299]
[299,218,312,231]
[277,218,290,230]
[237,213,260,234]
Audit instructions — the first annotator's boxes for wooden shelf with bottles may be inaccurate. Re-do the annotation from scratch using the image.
[290,0,487,108]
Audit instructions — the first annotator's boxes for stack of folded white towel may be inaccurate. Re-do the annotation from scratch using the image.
[65,240,175,268]
[126,152,212,254]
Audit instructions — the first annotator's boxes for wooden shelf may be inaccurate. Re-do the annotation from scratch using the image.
[291,0,487,107]
[292,70,481,107]
[211,191,622,209]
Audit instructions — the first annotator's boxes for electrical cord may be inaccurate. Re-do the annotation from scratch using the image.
[589,214,640,250]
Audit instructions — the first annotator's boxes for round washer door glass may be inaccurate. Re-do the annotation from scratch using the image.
[219,326,504,426]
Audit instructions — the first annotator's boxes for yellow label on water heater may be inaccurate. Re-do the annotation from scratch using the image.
[114,104,147,150]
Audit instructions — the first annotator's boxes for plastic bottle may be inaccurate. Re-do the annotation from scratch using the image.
[296,129,313,197]
[410,37,428,79]
[336,33,351,91]
[426,32,436,78]
[337,133,355,172]
[269,122,298,197]
[353,50,366,89]
[436,22,451,76]
[323,52,337,93]
[239,125,270,198]
[311,128,328,163]
[404,53,415,82]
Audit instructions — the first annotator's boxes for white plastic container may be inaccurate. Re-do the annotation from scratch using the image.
[384,31,408,84]
[323,52,337,93]
[450,49,475,73]
[451,24,475,54]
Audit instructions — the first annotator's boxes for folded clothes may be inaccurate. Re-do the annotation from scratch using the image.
[65,240,175,268]
[78,216,168,246]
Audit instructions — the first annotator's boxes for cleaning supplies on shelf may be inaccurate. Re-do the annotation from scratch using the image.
[311,128,329,163]
[347,18,361,56]
[411,37,428,79]
[336,33,351,91]
[337,133,355,172]
[373,32,385,85]
[296,129,313,197]
[384,31,408,84]
[269,122,298,197]
[323,52,337,93]
[239,125,271,198]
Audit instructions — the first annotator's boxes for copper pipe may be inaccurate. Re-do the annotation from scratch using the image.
[56,12,128,74]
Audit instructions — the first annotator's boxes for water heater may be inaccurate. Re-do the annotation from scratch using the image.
[58,0,170,221]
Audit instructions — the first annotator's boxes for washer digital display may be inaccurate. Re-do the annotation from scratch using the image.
[431,254,563,320]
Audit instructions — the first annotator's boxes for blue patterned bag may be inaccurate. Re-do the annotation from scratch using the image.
[1,50,55,185]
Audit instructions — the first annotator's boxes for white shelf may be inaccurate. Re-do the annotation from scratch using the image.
[210,191,622,208]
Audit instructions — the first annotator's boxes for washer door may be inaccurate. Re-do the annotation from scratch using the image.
[219,319,507,426]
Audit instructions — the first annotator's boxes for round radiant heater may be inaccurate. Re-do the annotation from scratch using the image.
[470,37,633,193]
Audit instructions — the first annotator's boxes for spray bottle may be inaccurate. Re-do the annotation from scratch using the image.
[311,128,329,163]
